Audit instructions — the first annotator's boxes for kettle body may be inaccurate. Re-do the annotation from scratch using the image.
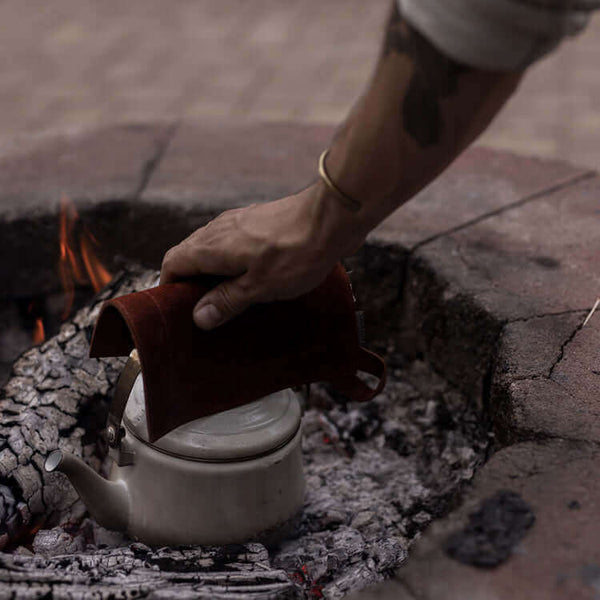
[47,371,305,546]
[114,419,304,546]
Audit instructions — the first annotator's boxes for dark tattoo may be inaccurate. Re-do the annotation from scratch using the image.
[384,4,469,147]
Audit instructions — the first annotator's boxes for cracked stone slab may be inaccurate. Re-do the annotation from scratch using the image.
[392,170,600,436]
[492,313,600,443]
[551,313,600,395]
[495,313,586,381]
[394,439,600,600]
[411,174,600,322]
[372,147,590,250]
[0,122,174,218]
[141,121,335,211]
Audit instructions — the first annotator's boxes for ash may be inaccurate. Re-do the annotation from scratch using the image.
[271,361,489,598]
[0,268,489,599]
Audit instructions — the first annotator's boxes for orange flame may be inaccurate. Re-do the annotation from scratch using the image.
[27,301,46,345]
[58,195,112,320]
[80,227,113,293]
[33,317,45,345]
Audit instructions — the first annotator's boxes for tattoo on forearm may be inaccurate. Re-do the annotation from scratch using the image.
[384,3,469,147]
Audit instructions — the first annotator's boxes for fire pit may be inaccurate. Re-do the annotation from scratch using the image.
[0,151,490,595]
[0,265,488,599]
[2,121,596,599]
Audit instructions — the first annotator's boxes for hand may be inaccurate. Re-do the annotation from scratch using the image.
[159,183,365,330]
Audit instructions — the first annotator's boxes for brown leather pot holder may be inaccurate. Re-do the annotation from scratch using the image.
[90,264,386,442]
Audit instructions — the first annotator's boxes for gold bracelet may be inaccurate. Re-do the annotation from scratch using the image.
[318,149,362,213]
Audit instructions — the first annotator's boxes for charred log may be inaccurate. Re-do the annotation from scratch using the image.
[0,541,299,599]
[0,267,158,548]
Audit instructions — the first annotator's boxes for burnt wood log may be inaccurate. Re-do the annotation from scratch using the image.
[0,543,300,599]
[0,267,158,548]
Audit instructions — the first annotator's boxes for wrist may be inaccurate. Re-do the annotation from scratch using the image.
[323,115,407,234]
[307,181,369,259]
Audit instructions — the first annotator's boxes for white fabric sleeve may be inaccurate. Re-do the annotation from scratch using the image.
[398,0,594,70]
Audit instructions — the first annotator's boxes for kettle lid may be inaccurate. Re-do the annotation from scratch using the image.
[123,375,302,461]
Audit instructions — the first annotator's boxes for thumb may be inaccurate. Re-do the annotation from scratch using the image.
[193,277,254,330]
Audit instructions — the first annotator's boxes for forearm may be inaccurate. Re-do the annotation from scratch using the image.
[161,3,527,330]
[316,3,523,246]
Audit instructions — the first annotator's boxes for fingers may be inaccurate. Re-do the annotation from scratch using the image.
[193,275,256,330]
[160,237,245,286]
[160,243,197,285]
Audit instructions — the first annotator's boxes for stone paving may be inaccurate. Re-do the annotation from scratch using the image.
[0,1,599,169]
[0,121,599,598]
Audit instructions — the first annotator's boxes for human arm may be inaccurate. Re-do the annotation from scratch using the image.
[160,2,523,329]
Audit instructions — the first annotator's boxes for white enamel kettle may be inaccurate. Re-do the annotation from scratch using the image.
[45,351,305,546]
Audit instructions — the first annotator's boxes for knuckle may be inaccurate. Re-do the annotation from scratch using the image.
[202,219,216,233]
[238,278,262,302]
[215,284,241,316]
[161,247,177,270]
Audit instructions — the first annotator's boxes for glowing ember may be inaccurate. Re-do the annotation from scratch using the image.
[58,196,112,319]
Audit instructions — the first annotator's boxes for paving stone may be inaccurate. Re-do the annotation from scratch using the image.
[368,153,590,400]
[495,313,586,381]
[0,2,599,172]
[387,170,599,412]
[410,174,600,322]
[551,313,600,401]
[395,439,600,600]
[492,314,600,443]
[142,120,334,211]
[393,250,505,400]
[0,122,173,218]
[373,147,589,250]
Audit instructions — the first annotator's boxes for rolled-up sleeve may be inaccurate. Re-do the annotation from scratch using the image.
[398,0,597,70]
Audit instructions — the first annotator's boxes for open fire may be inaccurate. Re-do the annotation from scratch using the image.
[58,195,112,321]
[0,197,114,384]
[32,316,45,346]
[27,302,45,345]
[30,196,113,345]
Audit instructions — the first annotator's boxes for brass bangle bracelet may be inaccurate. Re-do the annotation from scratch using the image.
[318,149,362,213]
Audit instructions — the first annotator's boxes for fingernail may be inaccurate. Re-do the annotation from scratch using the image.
[194,304,222,330]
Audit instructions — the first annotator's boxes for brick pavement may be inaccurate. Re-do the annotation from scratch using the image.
[0,1,599,169]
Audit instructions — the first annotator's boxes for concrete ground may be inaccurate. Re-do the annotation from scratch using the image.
[1,0,599,170]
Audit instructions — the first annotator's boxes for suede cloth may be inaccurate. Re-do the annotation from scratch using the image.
[90,264,386,442]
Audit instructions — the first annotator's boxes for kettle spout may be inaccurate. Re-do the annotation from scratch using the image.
[45,449,129,532]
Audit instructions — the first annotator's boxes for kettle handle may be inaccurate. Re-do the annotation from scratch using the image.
[104,351,141,450]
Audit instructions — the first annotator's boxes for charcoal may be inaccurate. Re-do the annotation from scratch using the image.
[445,490,535,567]
[32,525,86,555]
[0,266,158,545]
